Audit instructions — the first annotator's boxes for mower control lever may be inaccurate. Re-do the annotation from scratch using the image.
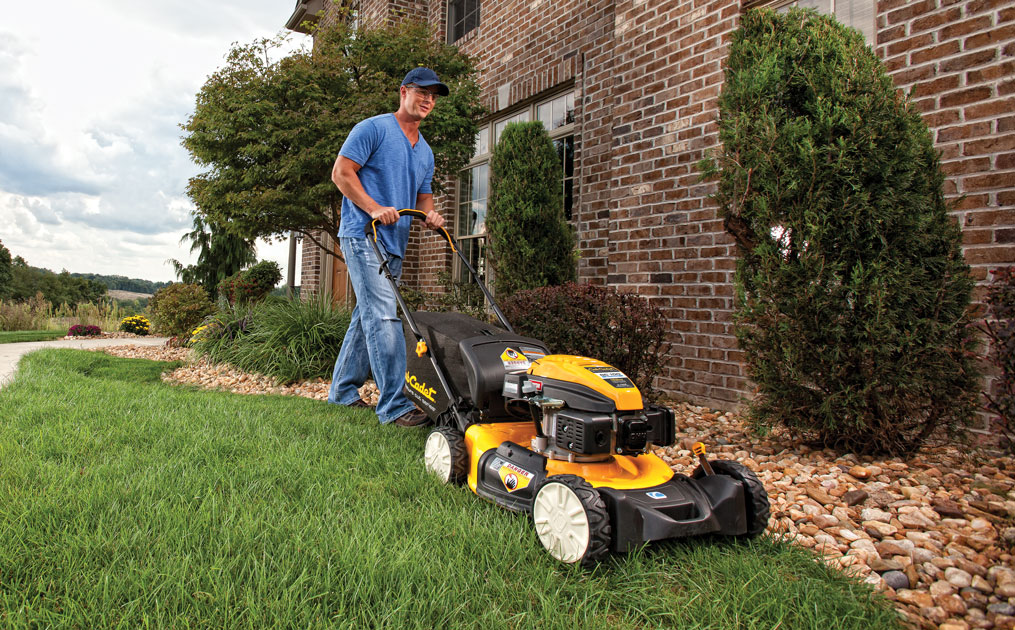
[365,208,456,252]
[693,442,715,476]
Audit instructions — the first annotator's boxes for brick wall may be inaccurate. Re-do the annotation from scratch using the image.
[877,0,1015,432]
[300,0,1015,428]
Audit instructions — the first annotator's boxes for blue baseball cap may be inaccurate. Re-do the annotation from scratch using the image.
[401,67,450,96]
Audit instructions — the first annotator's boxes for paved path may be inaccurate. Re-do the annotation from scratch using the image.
[0,336,171,387]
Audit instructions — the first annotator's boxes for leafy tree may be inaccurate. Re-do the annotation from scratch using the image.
[7,254,105,307]
[700,8,979,455]
[182,17,484,259]
[0,240,12,300]
[486,122,576,298]
[168,214,257,300]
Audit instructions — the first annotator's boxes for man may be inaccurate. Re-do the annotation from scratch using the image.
[327,67,448,427]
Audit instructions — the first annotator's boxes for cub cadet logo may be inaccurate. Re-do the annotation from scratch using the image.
[405,371,437,403]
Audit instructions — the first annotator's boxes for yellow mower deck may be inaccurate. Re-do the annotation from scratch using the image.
[464,421,675,493]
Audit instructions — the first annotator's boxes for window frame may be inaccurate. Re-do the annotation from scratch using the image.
[453,88,577,288]
[446,0,481,44]
[744,0,875,45]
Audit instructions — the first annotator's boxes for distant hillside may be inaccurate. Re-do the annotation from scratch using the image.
[70,273,171,294]
[107,289,152,300]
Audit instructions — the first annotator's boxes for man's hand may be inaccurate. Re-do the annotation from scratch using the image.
[424,209,445,230]
[370,206,400,225]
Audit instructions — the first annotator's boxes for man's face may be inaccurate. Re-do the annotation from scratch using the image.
[400,84,440,120]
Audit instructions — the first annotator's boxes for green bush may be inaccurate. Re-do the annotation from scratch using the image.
[218,261,283,306]
[983,267,1015,450]
[700,8,979,454]
[487,122,576,298]
[501,282,667,400]
[191,294,351,383]
[149,283,215,337]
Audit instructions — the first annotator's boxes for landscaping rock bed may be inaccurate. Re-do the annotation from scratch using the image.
[94,343,1015,630]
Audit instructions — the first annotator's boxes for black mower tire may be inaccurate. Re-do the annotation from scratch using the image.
[693,459,771,538]
[424,426,467,484]
[531,474,612,567]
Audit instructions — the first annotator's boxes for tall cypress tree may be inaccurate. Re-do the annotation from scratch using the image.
[487,122,576,298]
[701,8,979,454]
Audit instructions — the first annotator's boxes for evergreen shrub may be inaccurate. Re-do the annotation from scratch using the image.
[700,8,979,454]
[487,122,576,298]
[501,282,667,399]
[149,284,215,337]
[983,267,1015,449]
[218,261,283,305]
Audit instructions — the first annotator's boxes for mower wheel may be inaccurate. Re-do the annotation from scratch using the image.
[693,459,771,537]
[532,474,612,567]
[424,426,467,484]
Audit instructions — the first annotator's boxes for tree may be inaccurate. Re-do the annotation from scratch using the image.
[0,240,12,300]
[700,8,979,455]
[181,17,484,259]
[168,214,257,300]
[486,122,576,298]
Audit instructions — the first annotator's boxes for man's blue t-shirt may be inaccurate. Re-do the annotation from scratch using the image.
[337,113,435,258]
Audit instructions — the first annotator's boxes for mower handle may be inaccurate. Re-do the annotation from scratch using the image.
[365,208,456,252]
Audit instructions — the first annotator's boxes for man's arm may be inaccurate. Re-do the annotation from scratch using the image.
[415,193,445,230]
[331,155,400,225]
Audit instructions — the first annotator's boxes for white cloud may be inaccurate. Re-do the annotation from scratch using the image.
[0,0,308,283]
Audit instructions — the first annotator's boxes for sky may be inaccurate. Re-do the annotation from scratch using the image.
[0,1,311,284]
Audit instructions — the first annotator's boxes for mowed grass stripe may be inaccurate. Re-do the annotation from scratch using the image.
[0,349,902,629]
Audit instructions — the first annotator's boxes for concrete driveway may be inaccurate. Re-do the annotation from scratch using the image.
[0,336,171,387]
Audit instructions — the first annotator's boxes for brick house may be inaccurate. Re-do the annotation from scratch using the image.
[286,0,1014,430]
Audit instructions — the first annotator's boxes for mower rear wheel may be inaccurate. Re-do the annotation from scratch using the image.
[693,459,771,537]
[424,426,467,484]
[532,474,612,567]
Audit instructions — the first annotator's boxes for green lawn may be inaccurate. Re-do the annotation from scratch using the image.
[0,330,67,344]
[0,350,903,629]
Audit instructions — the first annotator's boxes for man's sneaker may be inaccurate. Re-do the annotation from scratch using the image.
[393,409,431,427]
[346,398,371,408]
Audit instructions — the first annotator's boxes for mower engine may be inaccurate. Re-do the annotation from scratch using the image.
[503,355,675,462]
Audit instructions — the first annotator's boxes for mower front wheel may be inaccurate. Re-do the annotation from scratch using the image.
[532,474,612,567]
[693,459,771,537]
[424,426,467,484]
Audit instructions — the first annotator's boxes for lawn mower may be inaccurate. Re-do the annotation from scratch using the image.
[367,210,770,566]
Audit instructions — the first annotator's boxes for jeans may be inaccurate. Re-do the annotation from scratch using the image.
[328,237,415,424]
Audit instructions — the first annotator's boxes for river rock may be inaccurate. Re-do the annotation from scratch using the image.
[878,539,915,557]
[882,571,910,590]
[848,466,870,480]
[864,521,898,539]
[990,603,1015,616]
[861,508,892,523]
[971,574,993,594]
[899,511,937,529]
[843,489,868,506]
[896,589,935,608]
[946,568,973,589]
[938,594,968,616]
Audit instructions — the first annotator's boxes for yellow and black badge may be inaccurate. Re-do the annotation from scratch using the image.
[498,461,534,493]
[500,347,531,373]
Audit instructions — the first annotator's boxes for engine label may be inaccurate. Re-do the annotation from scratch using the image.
[494,458,534,493]
[586,366,635,389]
[500,347,531,373]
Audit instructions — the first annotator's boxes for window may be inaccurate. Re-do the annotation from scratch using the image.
[447,0,480,43]
[748,0,874,44]
[454,90,576,288]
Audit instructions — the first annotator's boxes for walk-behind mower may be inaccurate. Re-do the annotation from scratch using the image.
[367,210,770,566]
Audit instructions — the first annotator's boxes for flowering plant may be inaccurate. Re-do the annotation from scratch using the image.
[69,324,102,337]
[119,315,151,335]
